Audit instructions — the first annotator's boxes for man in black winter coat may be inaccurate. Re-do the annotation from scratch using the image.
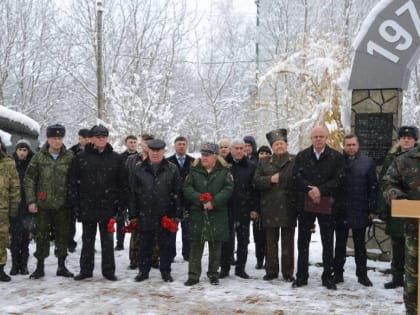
[166,136,195,261]
[333,134,377,287]
[128,139,182,283]
[292,126,345,290]
[115,135,138,251]
[219,139,258,279]
[68,128,91,253]
[69,125,128,281]
[9,140,34,276]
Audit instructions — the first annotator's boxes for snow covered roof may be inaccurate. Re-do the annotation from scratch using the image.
[0,105,40,138]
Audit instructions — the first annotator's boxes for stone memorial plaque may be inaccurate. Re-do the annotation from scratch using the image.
[355,113,393,165]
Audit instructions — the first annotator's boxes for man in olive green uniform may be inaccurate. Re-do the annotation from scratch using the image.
[383,127,420,315]
[0,137,20,281]
[24,124,74,279]
[183,143,233,286]
[379,126,418,289]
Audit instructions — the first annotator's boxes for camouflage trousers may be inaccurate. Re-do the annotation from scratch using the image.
[0,211,10,265]
[129,229,159,267]
[405,221,418,315]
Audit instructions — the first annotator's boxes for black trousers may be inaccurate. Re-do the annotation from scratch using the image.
[253,219,266,263]
[79,221,115,276]
[296,212,334,281]
[9,217,30,267]
[68,215,77,249]
[221,222,250,272]
[138,228,173,274]
[334,221,368,277]
[181,219,190,260]
[115,210,126,247]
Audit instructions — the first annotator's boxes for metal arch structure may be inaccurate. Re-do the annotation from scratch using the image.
[349,0,420,90]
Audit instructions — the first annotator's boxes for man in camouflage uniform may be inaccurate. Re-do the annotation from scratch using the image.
[383,127,420,315]
[24,124,74,279]
[379,126,418,289]
[0,137,20,281]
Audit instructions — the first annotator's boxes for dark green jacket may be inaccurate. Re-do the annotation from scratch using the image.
[253,152,297,228]
[183,157,233,242]
[0,156,20,217]
[24,143,74,210]
[378,144,417,236]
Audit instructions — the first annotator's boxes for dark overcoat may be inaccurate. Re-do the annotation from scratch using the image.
[253,152,297,228]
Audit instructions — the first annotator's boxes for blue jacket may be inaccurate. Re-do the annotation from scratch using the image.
[336,151,378,228]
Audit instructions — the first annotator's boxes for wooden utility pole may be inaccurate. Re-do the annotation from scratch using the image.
[96,0,106,121]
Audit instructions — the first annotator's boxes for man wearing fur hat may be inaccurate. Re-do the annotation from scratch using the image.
[184,143,233,286]
[24,124,75,279]
[0,137,20,281]
[254,129,297,282]
[9,139,34,276]
[378,125,419,289]
[382,125,420,314]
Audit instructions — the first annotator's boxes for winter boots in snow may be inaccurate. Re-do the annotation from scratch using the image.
[384,277,404,289]
[0,265,11,282]
[30,260,45,279]
[56,257,73,278]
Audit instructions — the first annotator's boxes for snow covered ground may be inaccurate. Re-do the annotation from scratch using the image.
[0,223,405,315]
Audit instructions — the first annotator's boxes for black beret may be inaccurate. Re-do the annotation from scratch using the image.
[257,145,272,155]
[148,139,166,150]
[46,124,66,138]
[78,128,91,137]
[90,125,109,137]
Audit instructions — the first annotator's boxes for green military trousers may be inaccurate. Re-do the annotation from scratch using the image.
[0,211,9,265]
[188,240,222,281]
[34,208,70,260]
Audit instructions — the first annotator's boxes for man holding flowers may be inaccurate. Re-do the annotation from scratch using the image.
[183,142,233,286]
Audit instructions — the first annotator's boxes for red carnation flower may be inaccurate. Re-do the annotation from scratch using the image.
[122,220,138,233]
[107,218,116,233]
[161,216,178,233]
[199,192,213,204]
[38,192,47,200]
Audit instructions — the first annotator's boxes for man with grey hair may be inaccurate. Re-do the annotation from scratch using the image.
[219,139,259,279]
[292,126,345,290]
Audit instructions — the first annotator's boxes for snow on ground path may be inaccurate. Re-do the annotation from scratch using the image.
[0,224,405,315]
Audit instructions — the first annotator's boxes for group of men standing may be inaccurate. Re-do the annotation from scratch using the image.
[0,121,419,314]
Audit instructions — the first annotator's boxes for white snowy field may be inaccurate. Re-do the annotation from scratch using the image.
[0,223,405,315]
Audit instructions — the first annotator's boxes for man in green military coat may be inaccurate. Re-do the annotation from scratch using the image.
[0,137,20,281]
[183,142,233,286]
[24,124,74,279]
[379,126,418,289]
[383,128,420,315]
[254,128,297,282]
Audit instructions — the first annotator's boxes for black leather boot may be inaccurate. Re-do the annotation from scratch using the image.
[30,260,45,279]
[9,263,19,276]
[20,254,29,275]
[0,265,11,282]
[384,277,404,289]
[56,257,74,277]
